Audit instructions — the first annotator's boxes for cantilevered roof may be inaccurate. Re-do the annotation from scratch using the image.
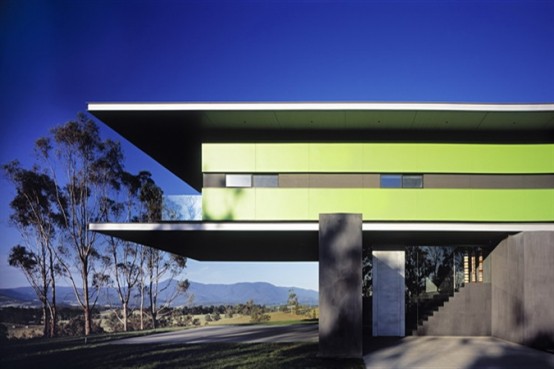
[89,222,554,261]
[89,102,554,130]
[88,102,554,190]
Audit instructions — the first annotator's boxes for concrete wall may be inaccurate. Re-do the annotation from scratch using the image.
[417,283,491,336]
[372,247,405,336]
[318,214,362,358]
[491,232,554,349]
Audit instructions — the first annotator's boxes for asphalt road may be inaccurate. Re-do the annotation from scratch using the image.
[112,324,318,345]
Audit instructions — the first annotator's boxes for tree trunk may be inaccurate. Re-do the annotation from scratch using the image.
[49,250,57,337]
[83,279,92,336]
[152,309,158,329]
[139,278,145,330]
[122,302,128,332]
[149,281,158,329]
[50,304,57,337]
[140,292,144,330]
[42,303,49,338]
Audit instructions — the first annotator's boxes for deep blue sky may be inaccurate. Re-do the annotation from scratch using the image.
[1,0,553,290]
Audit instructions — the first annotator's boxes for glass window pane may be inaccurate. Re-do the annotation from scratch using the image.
[403,175,423,188]
[253,174,278,187]
[225,174,252,187]
[380,174,402,188]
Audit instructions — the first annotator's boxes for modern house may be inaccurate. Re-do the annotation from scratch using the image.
[89,102,554,358]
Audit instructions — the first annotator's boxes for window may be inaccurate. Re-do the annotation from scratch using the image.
[380,174,423,188]
[253,174,278,187]
[225,174,252,187]
[402,175,423,188]
[380,174,402,188]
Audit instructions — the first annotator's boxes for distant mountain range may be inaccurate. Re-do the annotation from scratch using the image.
[0,280,318,308]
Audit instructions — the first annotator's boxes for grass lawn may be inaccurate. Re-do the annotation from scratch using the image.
[0,331,364,369]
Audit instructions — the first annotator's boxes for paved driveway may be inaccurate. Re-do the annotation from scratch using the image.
[363,336,554,369]
[113,324,318,345]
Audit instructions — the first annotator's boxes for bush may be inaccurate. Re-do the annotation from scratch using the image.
[61,316,104,336]
[250,307,270,324]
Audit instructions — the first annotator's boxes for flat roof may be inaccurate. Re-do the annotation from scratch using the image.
[89,222,554,261]
[88,102,554,189]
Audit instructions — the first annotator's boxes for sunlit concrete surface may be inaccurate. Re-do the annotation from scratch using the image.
[112,324,318,345]
[363,336,554,369]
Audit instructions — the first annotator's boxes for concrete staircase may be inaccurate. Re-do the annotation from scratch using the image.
[414,283,491,336]
[407,291,453,335]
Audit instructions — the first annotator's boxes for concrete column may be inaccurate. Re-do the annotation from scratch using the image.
[372,246,405,336]
[319,213,362,358]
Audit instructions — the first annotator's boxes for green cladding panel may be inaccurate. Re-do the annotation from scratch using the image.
[202,188,554,221]
[202,143,554,174]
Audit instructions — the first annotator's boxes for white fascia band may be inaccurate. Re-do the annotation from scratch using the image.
[88,102,554,112]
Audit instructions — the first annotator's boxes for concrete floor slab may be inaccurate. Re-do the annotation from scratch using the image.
[364,336,554,369]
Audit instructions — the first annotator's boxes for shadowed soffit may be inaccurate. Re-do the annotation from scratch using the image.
[89,222,553,262]
[88,102,554,190]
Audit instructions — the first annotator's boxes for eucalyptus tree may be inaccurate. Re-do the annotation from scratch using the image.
[287,288,299,314]
[36,113,124,336]
[103,171,144,332]
[3,162,64,337]
[134,171,189,329]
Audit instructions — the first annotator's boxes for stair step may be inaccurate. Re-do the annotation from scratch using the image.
[411,286,466,334]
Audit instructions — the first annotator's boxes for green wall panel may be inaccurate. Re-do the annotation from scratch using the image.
[202,143,554,174]
[255,188,309,219]
[308,189,365,216]
[202,188,255,220]
[309,144,364,172]
[255,144,309,172]
[362,144,422,173]
[201,144,255,172]
[202,188,554,221]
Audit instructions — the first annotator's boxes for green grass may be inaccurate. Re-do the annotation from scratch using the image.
[0,332,364,369]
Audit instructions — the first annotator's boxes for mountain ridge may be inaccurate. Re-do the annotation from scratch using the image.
[0,280,318,308]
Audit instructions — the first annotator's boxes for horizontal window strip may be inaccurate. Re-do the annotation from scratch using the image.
[203,173,554,189]
[424,174,554,189]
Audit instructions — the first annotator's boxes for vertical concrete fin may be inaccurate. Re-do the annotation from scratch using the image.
[372,246,405,336]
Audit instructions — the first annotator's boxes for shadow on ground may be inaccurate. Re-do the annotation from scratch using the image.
[363,336,554,369]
